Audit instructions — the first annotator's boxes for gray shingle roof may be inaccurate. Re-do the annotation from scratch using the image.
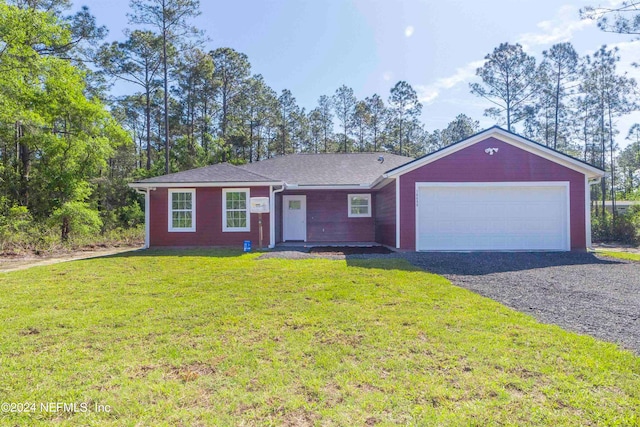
[240,153,413,185]
[134,162,276,184]
[132,153,414,186]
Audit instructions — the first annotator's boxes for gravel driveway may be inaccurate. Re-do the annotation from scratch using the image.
[400,252,640,354]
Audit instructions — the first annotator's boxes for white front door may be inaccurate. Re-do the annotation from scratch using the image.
[283,195,307,241]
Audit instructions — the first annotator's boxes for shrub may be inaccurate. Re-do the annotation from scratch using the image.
[592,207,640,245]
[118,202,144,228]
[0,204,33,252]
[625,205,640,244]
[50,201,103,242]
[0,197,144,255]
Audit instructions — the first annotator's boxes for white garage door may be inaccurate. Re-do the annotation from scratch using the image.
[416,183,570,251]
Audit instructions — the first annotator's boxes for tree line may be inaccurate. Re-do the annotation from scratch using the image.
[103,44,480,173]
[0,0,639,247]
[469,41,639,218]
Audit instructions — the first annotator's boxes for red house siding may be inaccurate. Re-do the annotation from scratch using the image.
[375,182,396,247]
[277,190,376,243]
[149,186,271,247]
[399,137,586,251]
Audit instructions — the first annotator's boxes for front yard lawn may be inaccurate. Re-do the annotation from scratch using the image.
[1,250,639,426]
[596,250,640,262]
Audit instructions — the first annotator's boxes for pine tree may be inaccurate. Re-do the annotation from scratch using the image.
[128,0,201,173]
[470,43,537,132]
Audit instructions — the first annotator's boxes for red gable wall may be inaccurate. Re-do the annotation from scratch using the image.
[149,186,271,247]
[398,137,587,251]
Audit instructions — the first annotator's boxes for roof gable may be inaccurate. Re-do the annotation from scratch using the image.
[384,126,605,179]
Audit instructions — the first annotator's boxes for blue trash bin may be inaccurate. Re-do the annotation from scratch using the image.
[243,240,252,252]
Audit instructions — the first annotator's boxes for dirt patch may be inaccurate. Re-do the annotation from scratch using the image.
[0,246,142,273]
[166,362,217,382]
[592,243,640,254]
[18,327,41,336]
[281,408,320,427]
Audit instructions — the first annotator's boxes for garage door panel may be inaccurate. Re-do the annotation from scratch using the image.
[416,184,569,251]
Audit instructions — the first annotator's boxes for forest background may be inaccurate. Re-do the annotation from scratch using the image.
[1,0,639,252]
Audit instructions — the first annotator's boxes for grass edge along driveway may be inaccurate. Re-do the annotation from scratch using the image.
[595,250,640,262]
[0,249,638,426]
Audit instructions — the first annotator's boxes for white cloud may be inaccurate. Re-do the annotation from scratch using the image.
[414,3,601,105]
[415,60,484,104]
[516,4,594,50]
[383,71,393,81]
[404,25,414,38]
[610,40,640,74]
[414,86,439,104]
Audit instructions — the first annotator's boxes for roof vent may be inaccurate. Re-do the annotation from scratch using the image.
[377,155,384,164]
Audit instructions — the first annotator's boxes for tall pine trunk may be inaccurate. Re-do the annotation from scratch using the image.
[608,106,616,220]
[600,107,606,219]
[553,63,561,149]
[162,2,170,174]
[17,122,29,207]
[145,87,152,170]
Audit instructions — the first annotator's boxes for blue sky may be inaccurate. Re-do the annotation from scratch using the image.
[83,0,639,149]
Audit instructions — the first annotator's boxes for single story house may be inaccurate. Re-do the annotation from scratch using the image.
[130,127,605,252]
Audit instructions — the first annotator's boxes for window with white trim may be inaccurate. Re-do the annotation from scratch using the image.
[223,189,250,232]
[168,189,196,232]
[348,193,371,218]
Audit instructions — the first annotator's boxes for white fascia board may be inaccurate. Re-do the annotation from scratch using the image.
[286,184,373,191]
[129,181,282,189]
[371,175,395,189]
[384,128,605,180]
[370,176,384,188]
[131,182,381,191]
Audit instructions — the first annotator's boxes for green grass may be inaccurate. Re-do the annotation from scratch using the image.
[595,250,640,262]
[1,250,639,426]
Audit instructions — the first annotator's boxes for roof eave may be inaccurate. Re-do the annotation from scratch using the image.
[284,183,372,190]
[370,175,395,189]
[129,181,283,189]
